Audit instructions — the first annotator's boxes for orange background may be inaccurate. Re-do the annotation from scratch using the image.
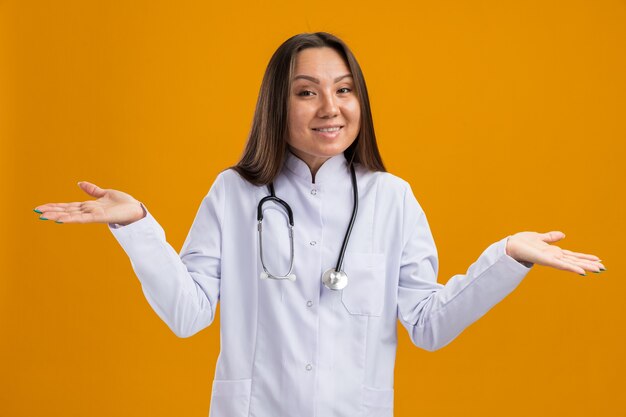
[1,1,625,416]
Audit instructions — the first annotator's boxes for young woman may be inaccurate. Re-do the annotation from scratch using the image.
[34,32,604,417]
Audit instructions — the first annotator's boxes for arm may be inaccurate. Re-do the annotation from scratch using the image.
[396,184,532,352]
[108,174,225,338]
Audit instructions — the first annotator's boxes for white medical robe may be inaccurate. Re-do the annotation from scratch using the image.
[108,151,532,417]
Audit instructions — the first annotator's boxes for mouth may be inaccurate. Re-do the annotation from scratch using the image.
[312,126,343,132]
[312,125,343,138]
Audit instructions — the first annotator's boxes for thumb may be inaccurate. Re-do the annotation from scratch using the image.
[542,230,566,243]
[77,181,107,198]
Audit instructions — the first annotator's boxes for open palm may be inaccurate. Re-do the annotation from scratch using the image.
[506,231,605,276]
[34,181,145,225]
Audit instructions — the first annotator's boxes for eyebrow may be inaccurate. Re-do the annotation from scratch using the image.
[292,74,353,84]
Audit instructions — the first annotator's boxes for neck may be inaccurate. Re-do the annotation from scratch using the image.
[287,148,332,183]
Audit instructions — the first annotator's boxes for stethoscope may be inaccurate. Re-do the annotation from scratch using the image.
[257,161,358,290]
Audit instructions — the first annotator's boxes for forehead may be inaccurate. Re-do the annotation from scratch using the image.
[293,47,350,79]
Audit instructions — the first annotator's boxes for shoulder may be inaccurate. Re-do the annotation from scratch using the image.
[357,166,412,196]
[194,169,261,209]
[211,168,262,193]
[359,167,427,217]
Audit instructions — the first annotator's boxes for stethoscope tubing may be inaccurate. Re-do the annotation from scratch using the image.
[333,163,358,272]
[256,161,358,287]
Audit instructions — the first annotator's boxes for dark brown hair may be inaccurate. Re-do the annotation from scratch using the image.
[231,32,385,186]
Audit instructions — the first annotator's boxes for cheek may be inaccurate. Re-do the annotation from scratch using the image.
[288,106,310,132]
[346,100,361,126]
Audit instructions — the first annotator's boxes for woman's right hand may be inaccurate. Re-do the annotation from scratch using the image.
[34,181,146,226]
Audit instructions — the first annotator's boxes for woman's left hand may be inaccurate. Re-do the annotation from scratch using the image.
[505,231,605,275]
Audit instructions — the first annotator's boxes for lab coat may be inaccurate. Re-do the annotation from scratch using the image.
[108,151,532,417]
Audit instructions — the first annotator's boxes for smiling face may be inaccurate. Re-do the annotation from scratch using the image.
[287,47,361,175]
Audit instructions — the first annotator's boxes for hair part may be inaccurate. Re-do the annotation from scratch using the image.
[231,32,386,186]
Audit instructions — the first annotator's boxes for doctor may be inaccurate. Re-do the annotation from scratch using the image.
[34,32,604,417]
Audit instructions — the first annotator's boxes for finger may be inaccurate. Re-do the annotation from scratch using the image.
[46,211,97,224]
[35,207,91,219]
[36,202,99,220]
[38,209,85,219]
[562,254,605,271]
[541,231,566,243]
[562,249,600,261]
[535,251,585,274]
[549,257,586,275]
[34,202,84,212]
[78,181,107,198]
[36,201,101,213]
[562,255,602,273]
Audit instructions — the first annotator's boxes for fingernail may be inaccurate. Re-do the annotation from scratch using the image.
[600,268,606,271]
[579,273,587,276]
[39,217,48,221]
[55,220,63,224]
[592,271,601,274]
[33,209,42,214]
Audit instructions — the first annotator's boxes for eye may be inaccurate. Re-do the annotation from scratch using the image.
[338,87,352,94]
[297,90,315,97]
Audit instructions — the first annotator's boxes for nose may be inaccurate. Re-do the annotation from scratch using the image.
[317,91,339,118]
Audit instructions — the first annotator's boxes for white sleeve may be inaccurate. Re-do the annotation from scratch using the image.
[396,183,533,351]
[108,174,225,338]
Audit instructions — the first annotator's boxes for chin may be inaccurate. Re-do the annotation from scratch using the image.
[316,148,347,158]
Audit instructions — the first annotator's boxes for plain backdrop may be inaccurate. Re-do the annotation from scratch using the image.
[1,1,625,416]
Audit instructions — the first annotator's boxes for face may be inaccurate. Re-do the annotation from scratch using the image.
[287,47,361,173]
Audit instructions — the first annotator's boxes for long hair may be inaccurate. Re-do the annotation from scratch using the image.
[231,32,385,186]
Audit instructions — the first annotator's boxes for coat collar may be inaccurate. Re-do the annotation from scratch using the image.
[283,150,349,184]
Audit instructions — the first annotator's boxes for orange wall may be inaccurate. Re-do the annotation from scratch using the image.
[2,1,625,416]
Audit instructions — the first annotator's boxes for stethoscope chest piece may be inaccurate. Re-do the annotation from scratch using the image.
[322,268,348,290]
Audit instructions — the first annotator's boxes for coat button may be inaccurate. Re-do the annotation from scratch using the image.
[310,189,318,195]
[305,364,313,371]
[309,241,317,246]
[306,300,313,307]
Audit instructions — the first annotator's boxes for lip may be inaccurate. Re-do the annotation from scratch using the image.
[312,125,343,139]
[312,124,344,130]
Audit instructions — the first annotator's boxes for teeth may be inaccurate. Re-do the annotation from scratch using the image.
[314,127,341,132]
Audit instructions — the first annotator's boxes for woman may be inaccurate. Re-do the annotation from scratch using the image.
[34,32,604,417]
